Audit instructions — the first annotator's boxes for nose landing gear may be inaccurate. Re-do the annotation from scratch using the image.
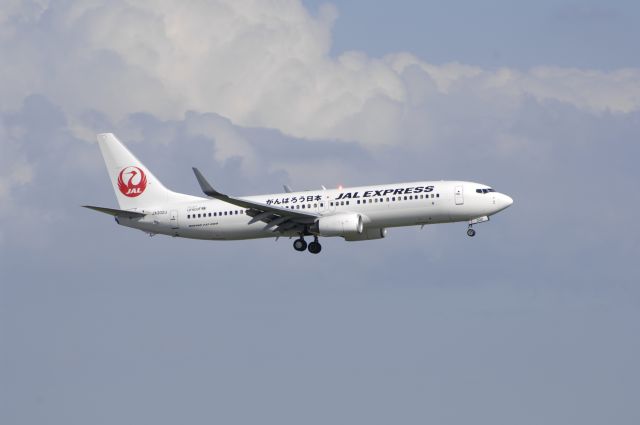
[466,216,489,237]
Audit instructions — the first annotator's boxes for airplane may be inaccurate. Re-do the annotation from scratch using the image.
[84,133,513,254]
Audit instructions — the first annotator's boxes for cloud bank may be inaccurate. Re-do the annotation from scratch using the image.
[2,0,639,147]
[0,0,638,255]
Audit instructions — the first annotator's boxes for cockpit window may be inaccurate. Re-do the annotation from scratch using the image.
[476,188,496,194]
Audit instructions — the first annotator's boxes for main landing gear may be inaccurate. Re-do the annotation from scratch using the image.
[293,236,322,254]
[308,237,322,254]
[293,237,307,251]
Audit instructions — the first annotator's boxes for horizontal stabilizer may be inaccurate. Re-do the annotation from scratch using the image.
[83,205,146,219]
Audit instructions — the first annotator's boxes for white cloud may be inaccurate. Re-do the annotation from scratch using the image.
[2,0,638,151]
[183,111,258,174]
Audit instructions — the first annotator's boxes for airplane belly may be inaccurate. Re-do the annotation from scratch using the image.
[215,220,277,240]
[181,219,224,240]
[366,203,452,228]
[365,207,421,227]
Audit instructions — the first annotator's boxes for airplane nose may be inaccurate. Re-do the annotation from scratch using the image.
[494,193,513,213]
[504,194,513,207]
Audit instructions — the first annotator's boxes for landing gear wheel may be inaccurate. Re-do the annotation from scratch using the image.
[308,241,322,254]
[467,228,476,237]
[293,238,307,251]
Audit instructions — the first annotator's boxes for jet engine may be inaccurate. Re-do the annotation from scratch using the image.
[344,228,387,241]
[312,213,364,237]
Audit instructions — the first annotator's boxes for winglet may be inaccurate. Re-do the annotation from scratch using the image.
[192,167,226,198]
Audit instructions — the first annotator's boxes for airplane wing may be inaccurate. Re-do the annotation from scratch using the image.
[83,205,146,219]
[192,168,318,233]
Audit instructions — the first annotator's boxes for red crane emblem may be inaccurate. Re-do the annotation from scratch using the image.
[117,166,147,197]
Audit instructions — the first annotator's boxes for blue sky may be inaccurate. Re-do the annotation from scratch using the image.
[1,1,639,424]
[306,0,640,69]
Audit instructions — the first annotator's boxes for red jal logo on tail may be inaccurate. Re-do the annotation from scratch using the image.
[117,166,147,197]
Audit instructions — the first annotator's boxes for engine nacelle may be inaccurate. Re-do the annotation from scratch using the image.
[344,228,387,241]
[313,213,364,237]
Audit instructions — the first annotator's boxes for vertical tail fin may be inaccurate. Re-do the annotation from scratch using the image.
[97,133,196,210]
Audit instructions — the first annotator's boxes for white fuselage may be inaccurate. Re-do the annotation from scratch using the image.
[117,180,513,240]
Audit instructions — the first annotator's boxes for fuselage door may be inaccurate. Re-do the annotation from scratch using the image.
[321,195,336,214]
[454,185,464,205]
[170,210,179,229]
